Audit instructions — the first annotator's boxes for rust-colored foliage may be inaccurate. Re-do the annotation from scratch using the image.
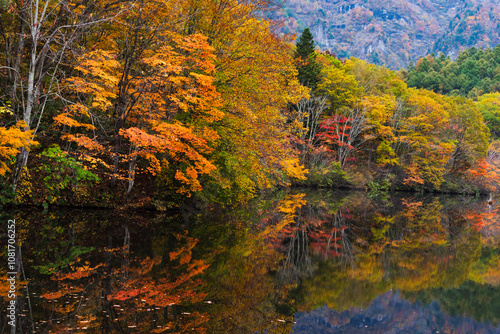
[466,158,500,193]
[37,232,209,333]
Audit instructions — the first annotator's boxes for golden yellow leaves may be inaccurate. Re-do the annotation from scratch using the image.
[53,104,96,131]
[0,106,12,115]
[261,194,307,238]
[406,88,449,126]
[363,95,396,131]
[403,164,425,187]
[280,159,308,182]
[278,193,307,214]
[175,168,203,195]
[53,25,224,195]
[202,13,308,199]
[64,50,120,110]
[0,121,37,176]
[395,89,457,189]
[61,134,105,152]
[137,33,222,122]
[317,56,360,111]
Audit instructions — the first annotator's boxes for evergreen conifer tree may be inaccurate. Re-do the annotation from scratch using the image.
[295,28,321,90]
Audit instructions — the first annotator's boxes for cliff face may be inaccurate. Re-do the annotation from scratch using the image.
[270,0,500,69]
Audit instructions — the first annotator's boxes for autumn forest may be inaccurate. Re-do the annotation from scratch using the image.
[0,0,499,208]
[3,0,500,333]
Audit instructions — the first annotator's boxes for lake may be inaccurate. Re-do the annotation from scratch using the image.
[1,189,500,333]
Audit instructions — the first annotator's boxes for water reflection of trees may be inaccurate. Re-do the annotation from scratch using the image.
[293,290,500,333]
[0,210,210,333]
[275,204,356,285]
[261,191,500,320]
[1,192,500,333]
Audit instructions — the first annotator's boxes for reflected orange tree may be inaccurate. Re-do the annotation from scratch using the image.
[36,227,209,333]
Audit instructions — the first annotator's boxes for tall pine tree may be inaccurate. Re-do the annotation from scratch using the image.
[295,28,321,91]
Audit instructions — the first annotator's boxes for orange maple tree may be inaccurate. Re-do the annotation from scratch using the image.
[57,25,222,195]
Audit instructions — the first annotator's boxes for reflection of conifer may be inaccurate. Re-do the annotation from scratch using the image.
[294,28,321,91]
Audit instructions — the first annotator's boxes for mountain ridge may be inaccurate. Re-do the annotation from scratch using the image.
[269,0,500,69]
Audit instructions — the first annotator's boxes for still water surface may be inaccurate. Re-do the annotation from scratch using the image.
[1,190,500,333]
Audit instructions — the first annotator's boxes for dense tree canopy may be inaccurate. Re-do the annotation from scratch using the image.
[0,0,307,206]
[406,46,500,98]
[0,2,497,207]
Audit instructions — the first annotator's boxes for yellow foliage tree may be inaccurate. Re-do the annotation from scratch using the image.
[184,1,309,202]
[0,122,37,177]
[57,3,223,195]
[396,88,455,189]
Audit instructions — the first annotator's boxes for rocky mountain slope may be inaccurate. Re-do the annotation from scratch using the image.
[269,0,500,69]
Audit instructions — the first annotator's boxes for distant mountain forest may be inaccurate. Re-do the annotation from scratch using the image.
[269,0,500,69]
[405,47,500,98]
[404,46,500,138]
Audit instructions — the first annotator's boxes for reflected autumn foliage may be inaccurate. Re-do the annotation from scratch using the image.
[36,233,209,333]
[263,192,357,285]
[196,199,296,333]
[0,209,210,334]
[293,290,500,333]
[2,191,500,333]
[258,190,500,325]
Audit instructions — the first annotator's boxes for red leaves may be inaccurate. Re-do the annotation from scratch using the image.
[316,115,354,149]
[467,158,500,192]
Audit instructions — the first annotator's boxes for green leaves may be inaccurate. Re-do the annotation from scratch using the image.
[37,145,99,203]
[295,28,322,90]
[34,246,95,275]
[407,45,500,97]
